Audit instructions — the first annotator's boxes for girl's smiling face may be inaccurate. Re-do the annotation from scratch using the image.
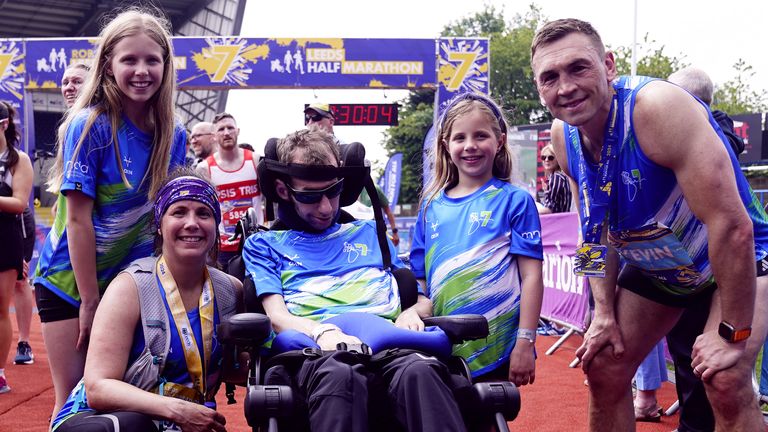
[445,108,503,188]
[108,32,165,111]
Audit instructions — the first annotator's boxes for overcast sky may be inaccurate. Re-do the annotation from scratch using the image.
[226,0,767,165]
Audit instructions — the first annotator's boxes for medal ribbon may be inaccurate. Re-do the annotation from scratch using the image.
[156,256,215,399]
[578,91,622,245]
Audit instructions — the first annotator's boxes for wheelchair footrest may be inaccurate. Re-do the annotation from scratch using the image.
[244,384,294,427]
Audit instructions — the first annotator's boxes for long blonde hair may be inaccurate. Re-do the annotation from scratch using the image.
[420,93,513,211]
[47,9,178,199]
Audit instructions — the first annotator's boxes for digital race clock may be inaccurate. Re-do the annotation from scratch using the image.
[306,103,399,126]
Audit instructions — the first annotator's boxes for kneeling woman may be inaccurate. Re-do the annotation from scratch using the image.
[53,171,242,431]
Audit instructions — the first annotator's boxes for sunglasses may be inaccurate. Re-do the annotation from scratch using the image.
[541,155,555,162]
[304,113,325,124]
[287,178,344,204]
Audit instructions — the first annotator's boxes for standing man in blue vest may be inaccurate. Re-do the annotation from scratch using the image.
[530,18,768,431]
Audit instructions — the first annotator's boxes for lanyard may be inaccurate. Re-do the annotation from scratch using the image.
[156,256,215,398]
[578,91,622,245]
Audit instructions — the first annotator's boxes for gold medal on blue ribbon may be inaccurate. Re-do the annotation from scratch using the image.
[574,243,608,277]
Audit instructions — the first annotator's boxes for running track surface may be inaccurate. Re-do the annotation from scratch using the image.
[1,311,692,431]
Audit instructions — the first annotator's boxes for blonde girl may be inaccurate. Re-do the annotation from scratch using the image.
[34,9,187,420]
[410,92,544,385]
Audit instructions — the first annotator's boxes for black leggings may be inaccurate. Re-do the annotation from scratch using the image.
[55,411,159,432]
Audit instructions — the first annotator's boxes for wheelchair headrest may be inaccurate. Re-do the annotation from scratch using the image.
[258,139,369,208]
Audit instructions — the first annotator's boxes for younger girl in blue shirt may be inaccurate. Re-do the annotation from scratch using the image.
[410,93,544,383]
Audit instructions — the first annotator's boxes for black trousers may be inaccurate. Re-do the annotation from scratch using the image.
[265,350,469,432]
[666,290,715,432]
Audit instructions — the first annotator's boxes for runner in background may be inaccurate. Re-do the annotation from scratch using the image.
[196,112,263,268]
[0,101,34,394]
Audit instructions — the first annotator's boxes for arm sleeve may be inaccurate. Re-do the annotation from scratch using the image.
[508,191,544,260]
[242,234,284,298]
[409,206,428,279]
[60,113,106,199]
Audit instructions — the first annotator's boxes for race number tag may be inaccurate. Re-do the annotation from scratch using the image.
[574,243,608,277]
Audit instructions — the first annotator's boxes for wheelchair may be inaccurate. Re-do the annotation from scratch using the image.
[218,140,521,432]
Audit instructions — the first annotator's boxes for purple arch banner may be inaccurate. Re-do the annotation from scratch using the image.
[21,37,443,90]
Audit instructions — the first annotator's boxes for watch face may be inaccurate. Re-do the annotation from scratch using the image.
[719,321,751,342]
[718,321,734,341]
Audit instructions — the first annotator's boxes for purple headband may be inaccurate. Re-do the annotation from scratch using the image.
[438,92,507,134]
[154,176,221,227]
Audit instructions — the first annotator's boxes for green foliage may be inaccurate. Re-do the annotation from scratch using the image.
[442,4,549,125]
[384,4,549,203]
[612,34,688,79]
[384,4,768,205]
[441,4,506,36]
[712,59,768,115]
[382,90,435,204]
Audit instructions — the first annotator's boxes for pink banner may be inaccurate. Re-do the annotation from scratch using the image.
[540,212,589,331]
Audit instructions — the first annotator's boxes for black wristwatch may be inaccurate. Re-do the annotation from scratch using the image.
[391,228,398,233]
[718,321,751,343]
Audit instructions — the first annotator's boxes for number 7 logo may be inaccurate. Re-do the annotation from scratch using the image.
[206,45,241,83]
[445,51,479,91]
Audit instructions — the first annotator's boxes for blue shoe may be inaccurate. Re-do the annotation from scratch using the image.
[13,341,34,365]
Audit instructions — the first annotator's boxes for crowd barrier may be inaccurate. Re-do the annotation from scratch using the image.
[539,212,590,361]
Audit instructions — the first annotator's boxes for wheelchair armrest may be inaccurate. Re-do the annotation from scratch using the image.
[422,314,489,344]
[217,313,272,346]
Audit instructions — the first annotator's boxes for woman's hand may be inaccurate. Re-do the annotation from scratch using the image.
[171,399,227,432]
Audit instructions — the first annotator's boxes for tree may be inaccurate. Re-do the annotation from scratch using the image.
[611,34,688,79]
[383,90,434,205]
[384,4,548,204]
[443,4,548,126]
[712,59,768,115]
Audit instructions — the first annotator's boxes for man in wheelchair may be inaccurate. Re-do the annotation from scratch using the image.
[240,129,473,431]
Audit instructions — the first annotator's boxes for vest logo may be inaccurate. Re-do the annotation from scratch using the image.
[522,230,541,240]
[344,242,369,263]
[620,168,646,202]
[468,211,493,235]
[284,253,303,267]
[65,160,89,175]
[427,217,440,239]
[122,156,133,176]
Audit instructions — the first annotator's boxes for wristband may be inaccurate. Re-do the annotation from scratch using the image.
[391,228,398,233]
[517,328,536,344]
[311,323,341,342]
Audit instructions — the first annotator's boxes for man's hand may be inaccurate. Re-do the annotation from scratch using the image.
[508,340,536,386]
[575,314,624,372]
[691,330,746,382]
[394,307,425,331]
[316,329,362,351]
